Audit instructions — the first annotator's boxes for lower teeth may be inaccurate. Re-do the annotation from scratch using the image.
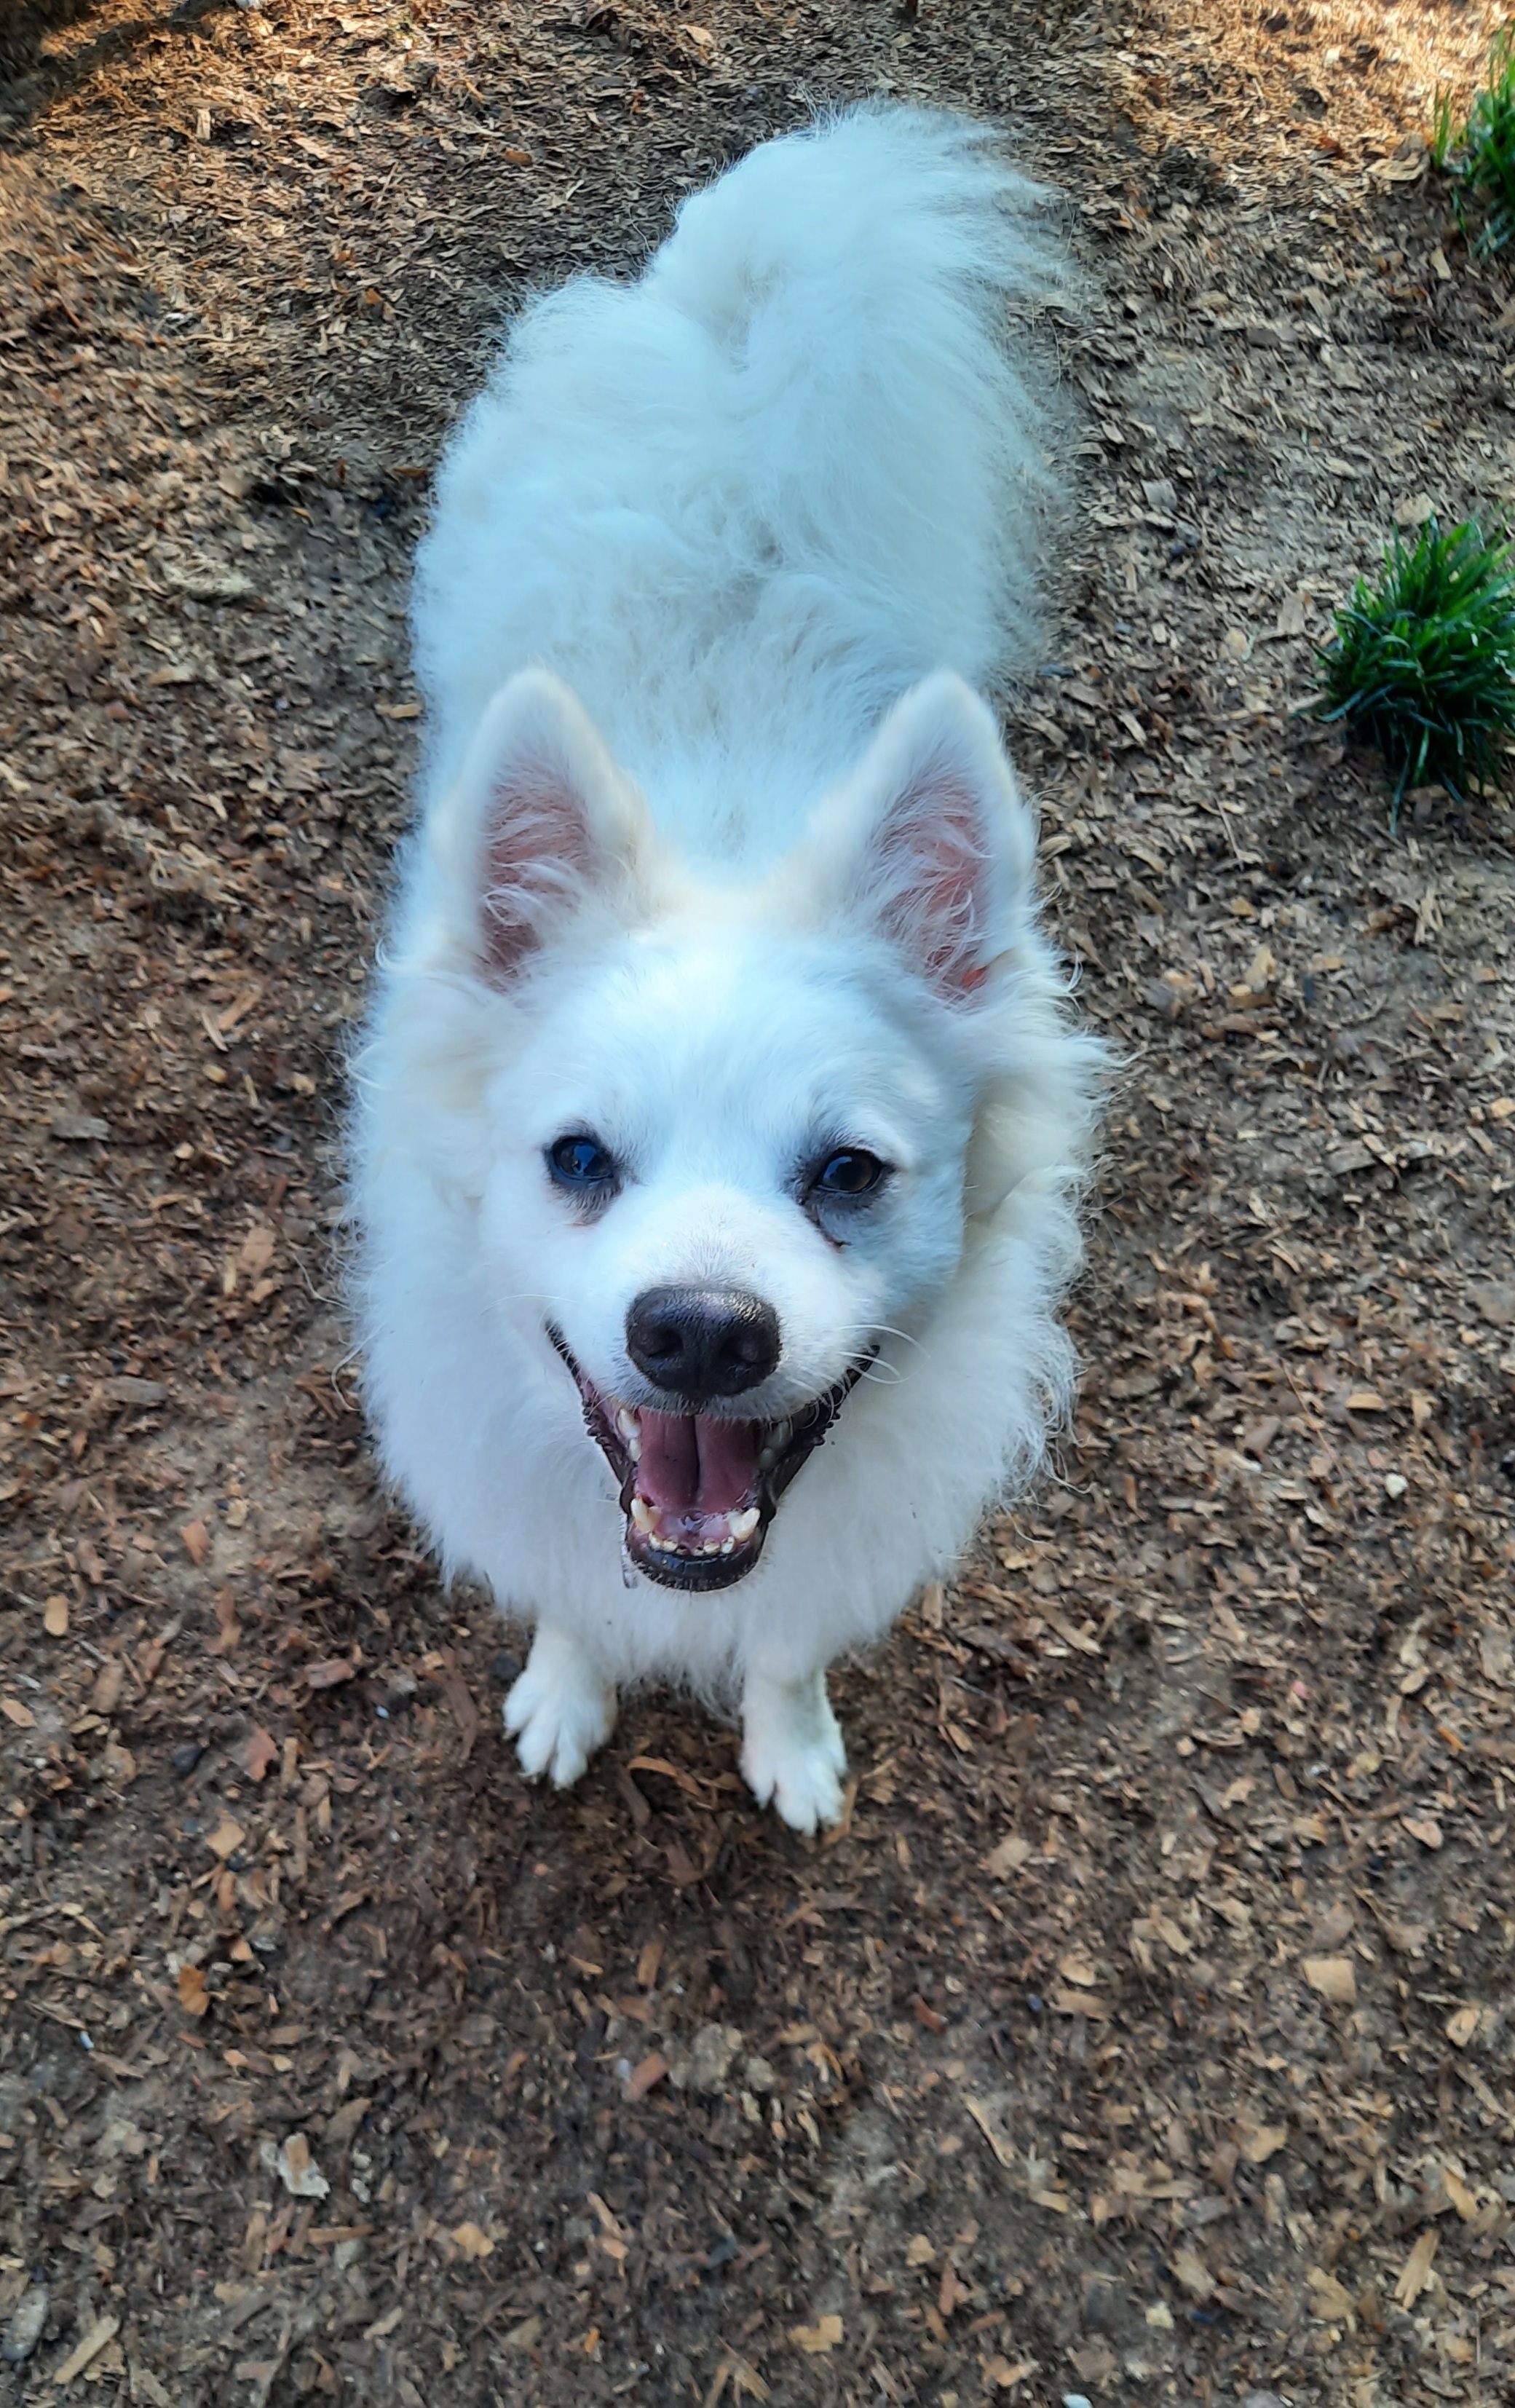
[629,1485,766,1565]
[640,1528,735,1560]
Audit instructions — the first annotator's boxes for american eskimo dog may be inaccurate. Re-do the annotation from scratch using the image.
[354,106,1103,1831]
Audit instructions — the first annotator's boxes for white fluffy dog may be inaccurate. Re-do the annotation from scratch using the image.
[354,106,1103,1832]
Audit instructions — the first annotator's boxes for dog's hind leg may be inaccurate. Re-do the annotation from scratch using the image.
[504,1625,617,1790]
[740,1665,847,1835]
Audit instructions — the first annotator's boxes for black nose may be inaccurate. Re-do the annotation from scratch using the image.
[625,1285,782,1403]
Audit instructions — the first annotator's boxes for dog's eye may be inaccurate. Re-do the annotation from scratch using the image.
[812,1148,887,1200]
[547,1133,618,1193]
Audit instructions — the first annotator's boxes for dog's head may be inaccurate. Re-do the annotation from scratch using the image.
[389,667,1087,1590]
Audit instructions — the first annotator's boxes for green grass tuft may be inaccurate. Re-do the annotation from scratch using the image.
[1433,25,1515,253]
[1313,518,1515,825]
[1430,83,1459,175]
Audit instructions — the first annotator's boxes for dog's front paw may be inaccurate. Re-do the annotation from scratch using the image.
[740,1669,847,1834]
[504,1627,617,1789]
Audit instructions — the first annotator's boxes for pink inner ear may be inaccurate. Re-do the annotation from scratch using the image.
[480,757,595,984]
[871,764,990,1000]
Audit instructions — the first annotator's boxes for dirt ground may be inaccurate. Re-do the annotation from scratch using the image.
[3,0,1515,2401]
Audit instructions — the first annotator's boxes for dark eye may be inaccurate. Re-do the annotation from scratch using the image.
[547,1133,618,1195]
[812,1148,887,1200]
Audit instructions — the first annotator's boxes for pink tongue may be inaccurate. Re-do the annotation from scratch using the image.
[637,1410,760,1516]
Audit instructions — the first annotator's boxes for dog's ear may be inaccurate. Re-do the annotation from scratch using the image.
[807,674,1035,1005]
[433,671,650,984]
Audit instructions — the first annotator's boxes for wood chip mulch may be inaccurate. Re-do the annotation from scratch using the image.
[2,0,1514,2401]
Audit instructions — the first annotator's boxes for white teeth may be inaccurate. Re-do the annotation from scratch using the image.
[630,1491,760,1559]
[616,1408,641,1441]
[627,1434,642,1463]
[757,1446,776,1471]
[772,1419,792,1448]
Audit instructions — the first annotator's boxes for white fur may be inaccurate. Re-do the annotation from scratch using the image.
[353,106,1104,1832]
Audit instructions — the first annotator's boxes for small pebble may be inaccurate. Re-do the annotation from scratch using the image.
[488,1652,521,1688]
[170,1742,205,1777]
[1,2286,47,2366]
[1383,1472,1407,1499]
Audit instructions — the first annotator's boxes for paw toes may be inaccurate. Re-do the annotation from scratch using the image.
[741,1738,846,1834]
[501,1681,539,1742]
[739,1745,776,1809]
[511,1708,558,1784]
[776,1763,844,1835]
[503,1663,613,1791]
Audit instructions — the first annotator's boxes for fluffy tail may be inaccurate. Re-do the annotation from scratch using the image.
[414,106,1069,817]
[649,104,1069,689]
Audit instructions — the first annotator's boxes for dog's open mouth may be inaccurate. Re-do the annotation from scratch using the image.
[549,1329,871,1591]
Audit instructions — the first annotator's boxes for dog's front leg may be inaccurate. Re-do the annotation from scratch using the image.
[740,1664,847,1835]
[503,1625,617,1789]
